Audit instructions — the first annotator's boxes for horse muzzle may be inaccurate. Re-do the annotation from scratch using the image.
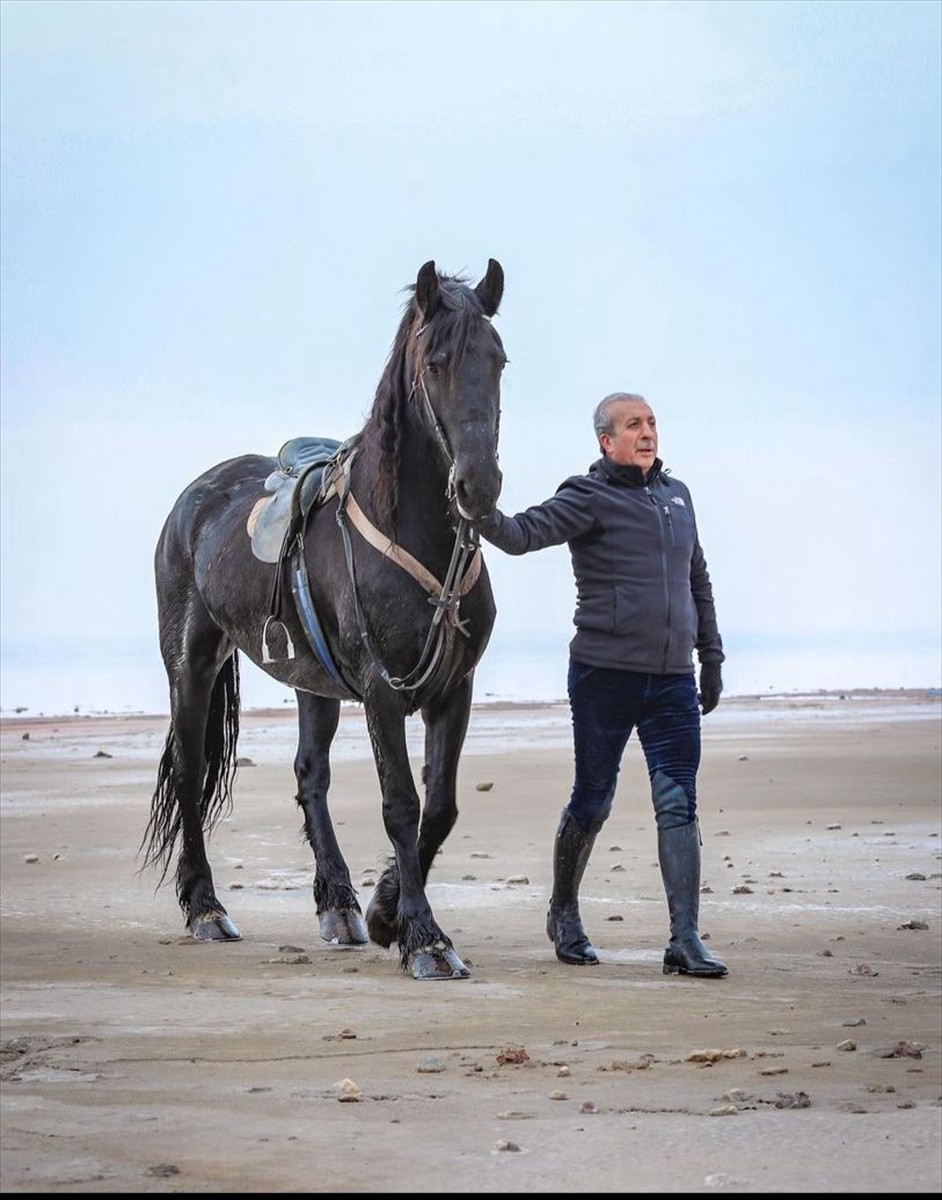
[452,462,502,522]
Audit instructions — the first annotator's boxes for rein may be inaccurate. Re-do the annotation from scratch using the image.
[330,375,484,695]
[335,491,481,695]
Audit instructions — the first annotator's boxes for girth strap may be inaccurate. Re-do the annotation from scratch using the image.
[289,533,360,699]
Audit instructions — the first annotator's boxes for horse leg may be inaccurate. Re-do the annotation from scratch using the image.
[417,673,473,876]
[366,675,472,950]
[294,691,368,946]
[173,661,242,941]
[143,595,241,942]
[363,687,469,980]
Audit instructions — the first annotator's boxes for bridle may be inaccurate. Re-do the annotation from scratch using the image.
[332,361,496,698]
[415,370,472,520]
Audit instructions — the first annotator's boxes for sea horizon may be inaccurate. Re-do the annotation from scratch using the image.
[1,629,939,719]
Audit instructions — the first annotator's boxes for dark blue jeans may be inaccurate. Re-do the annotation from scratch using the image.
[566,660,701,835]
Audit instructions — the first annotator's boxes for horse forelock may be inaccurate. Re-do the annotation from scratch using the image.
[412,276,486,380]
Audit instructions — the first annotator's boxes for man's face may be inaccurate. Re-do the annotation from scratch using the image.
[600,399,658,469]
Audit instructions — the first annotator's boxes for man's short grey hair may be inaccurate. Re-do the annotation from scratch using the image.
[593,392,648,438]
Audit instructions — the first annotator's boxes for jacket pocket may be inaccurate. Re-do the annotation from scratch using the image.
[574,585,616,633]
[613,581,647,635]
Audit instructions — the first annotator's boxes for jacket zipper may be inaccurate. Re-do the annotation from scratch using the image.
[645,486,673,670]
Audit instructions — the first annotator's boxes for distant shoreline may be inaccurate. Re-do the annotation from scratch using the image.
[1,686,938,732]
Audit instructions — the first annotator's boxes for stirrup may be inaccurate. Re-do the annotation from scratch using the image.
[261,615,296,664]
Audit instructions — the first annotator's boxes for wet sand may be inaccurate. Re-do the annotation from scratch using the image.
[1,690,940,1193]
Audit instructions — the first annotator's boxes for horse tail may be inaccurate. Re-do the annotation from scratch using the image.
[139,652,242,886]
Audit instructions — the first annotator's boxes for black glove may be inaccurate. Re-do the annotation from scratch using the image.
[698,662,723,715]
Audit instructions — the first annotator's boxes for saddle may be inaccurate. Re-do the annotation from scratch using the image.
[246,435,359,564]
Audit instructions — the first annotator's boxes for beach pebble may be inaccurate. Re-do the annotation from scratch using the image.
[475,781,493,791]
[549,1090,568,1101]
[837,1039,857,1052]
[145,1163,180,1178]
[94,750,112,759]
[685,1049,726,1063]
[874,1040,924,1059]
[334,1078,361,1101]
[897,919,929,930]
[23,853,40,863]
[611,1054,655,1071]
[417,1057,445,1073]
[506,874,529,885]
[710,1105,739,1117]
[495,1139,521,1152]
[497,1046,529,1065]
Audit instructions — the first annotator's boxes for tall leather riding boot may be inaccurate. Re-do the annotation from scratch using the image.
[546,809,599,965]
[658,820,728,977]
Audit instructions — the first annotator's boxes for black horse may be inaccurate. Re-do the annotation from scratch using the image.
[141,259,506,980]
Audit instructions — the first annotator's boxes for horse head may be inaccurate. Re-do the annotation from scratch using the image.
[408,258,506,521]
[365,259,507,531]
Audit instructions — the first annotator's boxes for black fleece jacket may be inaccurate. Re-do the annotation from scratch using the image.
[476,455,724,675]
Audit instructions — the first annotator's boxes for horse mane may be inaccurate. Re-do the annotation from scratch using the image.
[362,269,487,535]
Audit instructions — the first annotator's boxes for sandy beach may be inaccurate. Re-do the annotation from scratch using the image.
[1,690,940,1194]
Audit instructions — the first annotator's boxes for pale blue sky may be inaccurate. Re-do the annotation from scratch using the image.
[1,0,940,706]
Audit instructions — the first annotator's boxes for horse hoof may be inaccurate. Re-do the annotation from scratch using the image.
[319,910,368,946]
[408,944,470,980]
[190,912,242,941]
[365,895,396,949]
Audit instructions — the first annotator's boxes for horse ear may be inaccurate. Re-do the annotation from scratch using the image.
[415,260,440,321]
[475,258,504,317]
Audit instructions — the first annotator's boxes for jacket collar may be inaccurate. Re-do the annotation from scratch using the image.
[592,455,663,488]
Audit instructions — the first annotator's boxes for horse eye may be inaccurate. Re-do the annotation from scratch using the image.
[426,361,443,378]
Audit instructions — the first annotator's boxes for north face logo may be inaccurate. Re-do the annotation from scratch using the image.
[671,496,686,507]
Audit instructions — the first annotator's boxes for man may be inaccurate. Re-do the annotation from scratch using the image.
[476,392,728,978]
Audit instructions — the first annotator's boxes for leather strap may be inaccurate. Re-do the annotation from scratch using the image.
[343,493,481,597]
